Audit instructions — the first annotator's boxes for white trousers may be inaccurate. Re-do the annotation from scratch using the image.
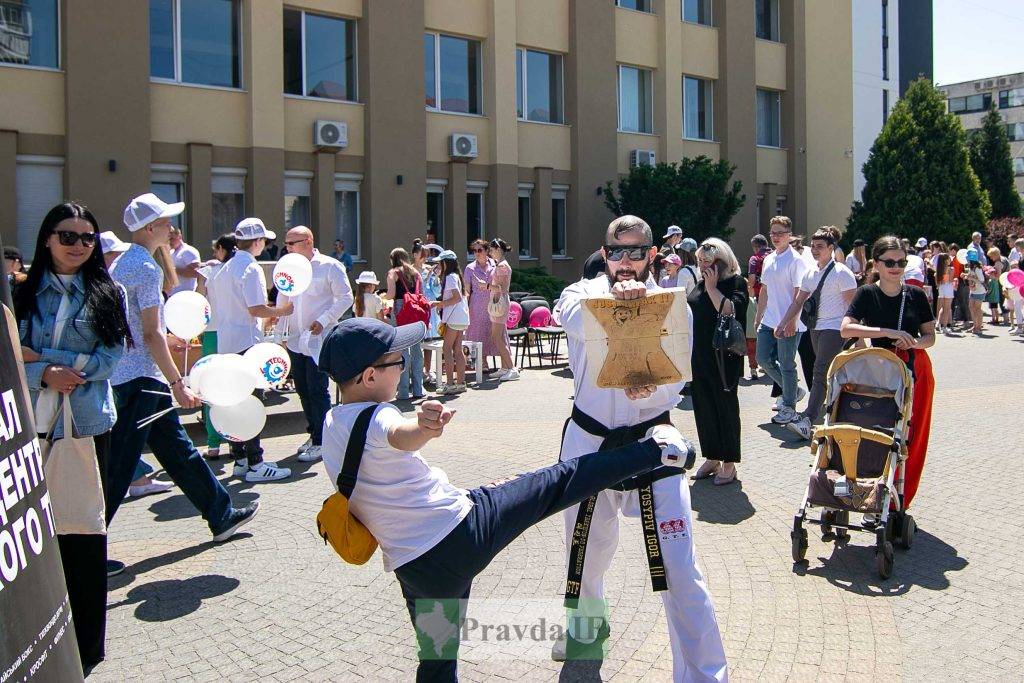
[561,422,729,683]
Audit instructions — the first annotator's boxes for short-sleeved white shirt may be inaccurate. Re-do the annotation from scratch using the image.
[902,254,926,284]
[760,247,809,330]
[322,402,473,572]
[844,253,863,274]
[170,241,201,295]
[440,273,464,323]
[206,250,267,353]
[676,265,702,296]
[799,261,858,330]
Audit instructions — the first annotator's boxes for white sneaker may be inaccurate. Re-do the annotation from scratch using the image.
[645,425,696,469]
[452,383,467,394]
[232,460,248,477]
[298,445,322,463]
[297,437,313,454]
[772,406,799,425]
[786,416,813,440]
[498,367,521,382]
[245,462,291,482]
[772,395,784,412]
[126,481,173,499]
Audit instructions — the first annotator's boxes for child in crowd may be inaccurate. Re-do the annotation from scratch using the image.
[354,271,385,321]
[432,250,468,395]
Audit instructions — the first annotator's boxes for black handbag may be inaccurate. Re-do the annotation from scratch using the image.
[711,295,746,392]
[800,261,835,329]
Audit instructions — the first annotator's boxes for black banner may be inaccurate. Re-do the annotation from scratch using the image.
[0,307,83,682]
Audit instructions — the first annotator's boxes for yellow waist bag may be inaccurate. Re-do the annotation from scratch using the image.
[316,405,379,564]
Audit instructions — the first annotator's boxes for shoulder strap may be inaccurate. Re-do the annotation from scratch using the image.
[684,265,696,279]
[335,405,379,498]
[812,261,836,299]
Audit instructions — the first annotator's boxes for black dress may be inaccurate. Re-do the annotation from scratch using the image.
[687,274,749,463]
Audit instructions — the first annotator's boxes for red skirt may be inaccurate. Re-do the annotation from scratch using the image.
[894,348,934,509]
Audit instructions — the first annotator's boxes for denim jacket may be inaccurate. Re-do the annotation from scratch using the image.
[19,272,125,438]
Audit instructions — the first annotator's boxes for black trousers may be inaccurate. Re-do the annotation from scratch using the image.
[690,374,742,463]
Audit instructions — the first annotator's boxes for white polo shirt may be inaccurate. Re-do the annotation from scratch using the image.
[760,246,809,331]
[278,250,354,357]
[206,250,267,353]
[170,241,201,295]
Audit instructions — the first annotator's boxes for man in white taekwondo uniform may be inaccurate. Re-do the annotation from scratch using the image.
[552,215,728,682]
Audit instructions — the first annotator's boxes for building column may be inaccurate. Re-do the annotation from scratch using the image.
[655,0,683,164]
[0,131,15,252]
[534,167,553,272]
[245,1,285,226]
[186,144,212,248]
[314,152,336,250]
[448,162,468,254]
[782,0,806,235]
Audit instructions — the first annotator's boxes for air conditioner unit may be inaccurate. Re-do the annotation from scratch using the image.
[313,120,348,149]
[629,149,656,168]
[449,133,478,160]
[999,78,1008,86]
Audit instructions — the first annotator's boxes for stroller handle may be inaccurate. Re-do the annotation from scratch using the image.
[813,425,896,482]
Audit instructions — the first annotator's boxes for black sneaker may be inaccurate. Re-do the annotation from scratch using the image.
[106,559,125,577]
[212,502,260,542]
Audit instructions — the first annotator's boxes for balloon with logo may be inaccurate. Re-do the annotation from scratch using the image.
[210,395,267,442]
[243,342,291,389]
[187,353,215,390]
[272,253,313,297]
[195,354,258,406]
[164,291,211,340]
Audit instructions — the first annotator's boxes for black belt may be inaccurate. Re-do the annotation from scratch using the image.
[563,406,676,604]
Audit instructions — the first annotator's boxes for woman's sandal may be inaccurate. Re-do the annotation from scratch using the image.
[713,469,738,486]
[691,462,720,481]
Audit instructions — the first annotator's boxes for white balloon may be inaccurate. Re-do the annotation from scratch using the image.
[164,291,210,340]
[195,354,258,406]
[210,395,267,442]
[1008,286,1023,302]
[956,248,969,266]
[272,253,313,297]
[243,342,291,389]
[1000,272,1012,288]
[187,353,215,390]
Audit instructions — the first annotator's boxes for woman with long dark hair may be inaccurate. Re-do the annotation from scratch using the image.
[486,237,517,381]
[432,251,468,394]
[15,202,131,672]
[386,247,425,399]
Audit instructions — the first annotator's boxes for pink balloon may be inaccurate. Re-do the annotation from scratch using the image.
[528,306,552,328]
[1019,284,1024,298]
[1006,270,1024,288]
[506,301,523,329]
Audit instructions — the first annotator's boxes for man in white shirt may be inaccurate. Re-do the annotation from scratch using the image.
[168,226,201,296]
[278,226,354,462]
[551,215,727,680]
[206,217,294,482]
[1009,238,1023,266]
[970,231,989,265]
[662,225,682,251]
[755,216,809,425]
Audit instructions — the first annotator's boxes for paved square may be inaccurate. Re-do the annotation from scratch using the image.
[91,331,1024,681]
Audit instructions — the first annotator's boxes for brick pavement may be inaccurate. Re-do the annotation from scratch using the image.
[90,331,1024,682]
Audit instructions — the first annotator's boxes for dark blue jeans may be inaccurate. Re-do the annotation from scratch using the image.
[106,376,232,532]
[395,440,663,682]
[289,349,331,446]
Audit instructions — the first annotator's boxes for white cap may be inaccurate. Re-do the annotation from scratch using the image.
[915,237,928,248]
[422,243,443,254]
[123,192,185,232]
[355,271,379,286]
[99,231,130,254]
[233,217,277,241]
[663,225,682,238]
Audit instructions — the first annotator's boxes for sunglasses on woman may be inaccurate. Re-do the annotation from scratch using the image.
[54,230,97,247]
[604,245,651,261]
[879,258,908,268]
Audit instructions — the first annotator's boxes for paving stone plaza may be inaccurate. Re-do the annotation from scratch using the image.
[93,332,1024,682]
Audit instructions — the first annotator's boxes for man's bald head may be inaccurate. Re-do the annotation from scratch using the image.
[286,226,315,259]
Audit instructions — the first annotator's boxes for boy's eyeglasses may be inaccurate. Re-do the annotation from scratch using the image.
[604,245,651,262]
[54,230,97,247]
[878,258,908,268]
[372,358,406,371]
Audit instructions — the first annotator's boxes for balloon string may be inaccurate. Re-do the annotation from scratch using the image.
[136,406,177,429]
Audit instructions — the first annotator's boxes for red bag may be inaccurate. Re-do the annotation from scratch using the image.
[395,274,431,326]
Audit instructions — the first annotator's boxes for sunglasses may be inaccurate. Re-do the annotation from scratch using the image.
[284,238,308,246]
[53,230,97,247]
[878,258,908,269]
[604,245,652,261]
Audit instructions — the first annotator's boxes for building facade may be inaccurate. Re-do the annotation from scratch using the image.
[939,72,1024,201]
[1,0,856,278]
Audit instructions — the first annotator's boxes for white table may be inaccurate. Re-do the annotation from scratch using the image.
[422,339,483,386]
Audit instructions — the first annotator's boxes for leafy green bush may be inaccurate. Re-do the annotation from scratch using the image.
[510,266,568,305]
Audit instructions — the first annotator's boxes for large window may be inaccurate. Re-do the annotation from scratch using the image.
[516,48,563,124]
[618,65,653,134]
[467,188,485,245]
[1008,123,1024,142]
[284,173,311,230]
[335,177,360,259]
[1000,88,1024,109]
[150,0,241,88]
[15,156,63,256]
[0,0,59,69]
[151,175,186,236]
[616,0,652,12]
[948,93,992,114]
[552,188,567,257]
[426,184,445,246]
[424,33,482,115]
[211,168,245,237]
[1014,158,1024,177]
[683,76,713,140]
[755,0,779,41]
[518,189,532,258]
[756,89,781,147]
[283,9,356,101]
[682,0,712,25]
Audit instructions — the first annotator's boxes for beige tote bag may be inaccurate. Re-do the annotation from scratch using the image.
[41,395,106,535]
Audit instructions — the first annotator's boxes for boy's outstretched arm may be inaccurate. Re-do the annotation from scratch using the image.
[388,400,456,452]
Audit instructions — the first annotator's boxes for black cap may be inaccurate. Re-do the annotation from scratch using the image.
[319,318,426,384]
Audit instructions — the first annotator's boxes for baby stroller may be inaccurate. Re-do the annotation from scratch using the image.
[792,347,917,579]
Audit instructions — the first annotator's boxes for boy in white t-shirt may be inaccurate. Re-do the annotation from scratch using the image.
[318,317,696,680]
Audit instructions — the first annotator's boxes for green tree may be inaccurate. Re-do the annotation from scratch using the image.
[603,157,745,243]
[968,107,1022,219]
[847,78,990,247]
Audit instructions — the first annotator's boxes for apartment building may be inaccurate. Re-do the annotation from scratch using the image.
[1,0,856,279]
[939,71,1024,201]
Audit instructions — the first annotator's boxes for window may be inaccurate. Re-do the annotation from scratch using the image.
[517,190,532,258]
[948,94,991,114]
[1008,123,1024,142]
[755,0,779,41]
[616,0,652,12]
[151,181,186,234]
[682,0,712,25]
[424,33,481,114]
[284,173,311,230]
[618,65,653,134]
[334,176,360,259]
[516,48,564,123]
[15,156,63,256]
[881,0,889,80]
[467,188,485,245]
[0,0,59,69]
[882,89,889,125]
[1014,158,1024,176]
[1000,88,1024,109]
[150,0,241,88]
[283,9,356,101]
[211,168,245,237]
[426,183,445,246]
[756,89,781,147]
[683,76,713,140]
[552,188,568,257]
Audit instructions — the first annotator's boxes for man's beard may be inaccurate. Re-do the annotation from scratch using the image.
[605,261,651,284]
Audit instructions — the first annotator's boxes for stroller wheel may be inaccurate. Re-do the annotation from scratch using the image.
[899,514,916,549]
[876,541,894,579]
[791,528,809,563]
[885,512,901,544]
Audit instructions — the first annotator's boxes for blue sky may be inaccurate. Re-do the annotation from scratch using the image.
[933,0,1024,85]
